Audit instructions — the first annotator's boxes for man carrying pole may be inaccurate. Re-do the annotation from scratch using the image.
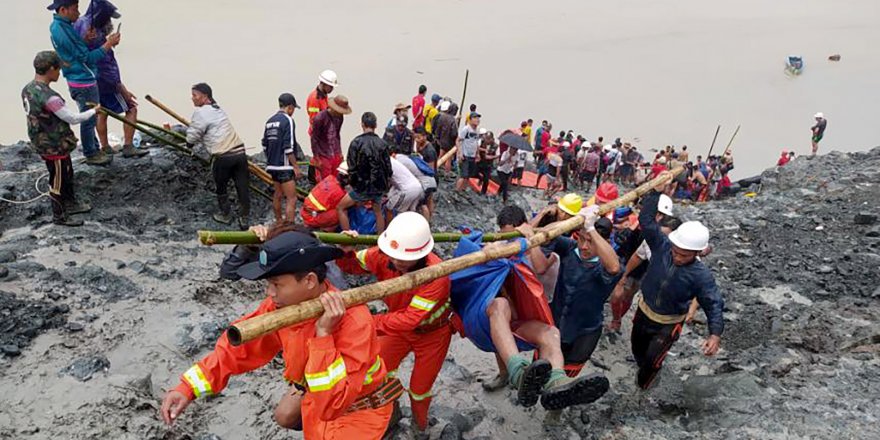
[160,229,399,439]
[336,212,452,435]
[186,83,251,229]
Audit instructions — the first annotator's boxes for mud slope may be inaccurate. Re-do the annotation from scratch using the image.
[1,141,879,440]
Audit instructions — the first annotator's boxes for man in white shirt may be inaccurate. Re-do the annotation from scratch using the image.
[455,112,481,191]
[386,156,425,218]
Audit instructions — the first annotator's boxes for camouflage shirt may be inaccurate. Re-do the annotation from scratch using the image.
[21,80,78,157]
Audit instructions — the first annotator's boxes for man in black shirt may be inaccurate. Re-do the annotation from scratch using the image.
[336,112,392,233]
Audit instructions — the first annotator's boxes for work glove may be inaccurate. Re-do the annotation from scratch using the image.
[578,205,600,233]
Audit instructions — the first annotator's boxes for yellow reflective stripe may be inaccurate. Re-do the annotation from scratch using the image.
[305,356,347,392]
[356,250,369,271]
[362,356,382,385]
[307,193,327,211]
[308,107,321,113]
[387,369,398,379]
[183,365,213,398]
[420,299,450,325]
[409,389,432,401]
[409,295,436,312]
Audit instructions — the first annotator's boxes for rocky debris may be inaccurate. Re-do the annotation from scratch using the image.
[854,212,877,225]
[61,264,143,301]
[0,290,68,357]
[61,354,111,382]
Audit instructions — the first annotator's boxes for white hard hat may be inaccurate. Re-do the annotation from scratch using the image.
[439,100,451,112]
[603,144,611,151]
[336,162,348,175]
[378,212,434,261]
[814,112,824,119]
[658,194,674,216]
[478,127,488,135]
[319,70,339,87]
[668,221,709,251]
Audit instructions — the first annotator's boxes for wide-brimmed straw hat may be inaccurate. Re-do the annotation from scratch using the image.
[328,95,352,115]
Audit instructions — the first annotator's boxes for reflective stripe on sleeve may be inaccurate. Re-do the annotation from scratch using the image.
[356,250,369,271]
[305,356,348,392]
[362,356,382,385]
[183,365,214,398]
[307,193,327,211]
[409,295,437,312]
[308,107,321,113]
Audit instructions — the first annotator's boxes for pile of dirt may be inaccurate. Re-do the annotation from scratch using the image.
[1,140,879,440]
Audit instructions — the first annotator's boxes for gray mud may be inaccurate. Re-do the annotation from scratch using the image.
[1,141,879,439]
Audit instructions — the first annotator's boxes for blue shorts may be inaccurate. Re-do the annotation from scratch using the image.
[99,87,129,114]
[349,189,383,204]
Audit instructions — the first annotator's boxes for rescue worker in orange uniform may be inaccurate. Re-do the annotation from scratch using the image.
[336,212,452,435]
[160,229,401,439]
[307,70,337,134]
[301,162,349,231]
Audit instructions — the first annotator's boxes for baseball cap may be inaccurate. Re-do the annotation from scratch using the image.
[237,231,343,280]
[431,93,441,102]
[469,111,481,119]
[278,93,300,108]
[47,0,77,10]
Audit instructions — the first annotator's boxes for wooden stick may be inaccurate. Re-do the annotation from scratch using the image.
[722,125,741,156]
[437,146,457,168]
[706,124,721,157]
[145,95,191,126]
[226,167,682,345]
[198,230,523,246]
[457,69,469,121]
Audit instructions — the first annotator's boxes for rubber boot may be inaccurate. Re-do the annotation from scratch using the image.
[540,372,610,411]
[122,144,149,158]
[53,215,84,227]
[63,200,92,215]
[85,150,112,166]
[214,197,232,224]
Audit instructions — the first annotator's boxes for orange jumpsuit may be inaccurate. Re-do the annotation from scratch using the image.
[173,292,392,439]
[338,247,453,431]
[307,88,329,136]
[301,175,346,230]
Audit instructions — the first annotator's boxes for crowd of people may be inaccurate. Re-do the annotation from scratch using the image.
[17,1,843,439]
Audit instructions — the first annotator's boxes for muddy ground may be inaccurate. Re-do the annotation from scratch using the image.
[1,140,879,440]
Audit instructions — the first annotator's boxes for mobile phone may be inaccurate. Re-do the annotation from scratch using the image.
[116,23,122,34]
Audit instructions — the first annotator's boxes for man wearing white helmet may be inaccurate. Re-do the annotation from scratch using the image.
[632,178,724,389]
[337,212,452,435]
[810,112,827,157]
[307,69,338,135]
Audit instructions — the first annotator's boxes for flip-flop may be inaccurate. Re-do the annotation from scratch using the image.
[540,373,610,411]
[517,359,552,407]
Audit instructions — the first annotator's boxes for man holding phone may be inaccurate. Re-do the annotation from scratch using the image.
[73,0,147,159]
[49,0,121,166]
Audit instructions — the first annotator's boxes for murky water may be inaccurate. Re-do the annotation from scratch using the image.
[4,0,879,177]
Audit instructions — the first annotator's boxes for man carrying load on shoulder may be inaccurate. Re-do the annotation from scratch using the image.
[160,228,399,439]
[336,212,452,435]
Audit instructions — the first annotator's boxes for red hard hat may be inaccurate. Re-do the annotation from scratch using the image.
[595,182,619,203]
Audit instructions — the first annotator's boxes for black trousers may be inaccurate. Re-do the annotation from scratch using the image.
[478,164,493,194]
[560,328,602,377]
[496,171,511,202]
[631,308,683,389]
[43,156,75,219]
[212,153,250,217]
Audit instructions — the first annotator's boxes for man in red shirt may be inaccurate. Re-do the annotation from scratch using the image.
[777,150,790,166]
[411,85,426,129]
[307,70,337,135]
[650,156,669,179]
[336,213,452,435]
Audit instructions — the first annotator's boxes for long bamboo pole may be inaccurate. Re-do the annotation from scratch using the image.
[226,167,682,345]
[706,124,721,157]
[99,108,274,201]
[437,146,457,168]
[722,125,741,156]
[145,95,191,126]
[457,69,469,121]
[197,229,523,246]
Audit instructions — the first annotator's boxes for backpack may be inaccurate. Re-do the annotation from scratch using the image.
[411,155,436,176]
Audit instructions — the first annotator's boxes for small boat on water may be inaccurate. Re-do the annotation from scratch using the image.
[785,55,804,76]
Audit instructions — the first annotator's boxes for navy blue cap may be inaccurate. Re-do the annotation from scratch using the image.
[431,93,441,102]
[47,0,77,10]
[237,232,343,280]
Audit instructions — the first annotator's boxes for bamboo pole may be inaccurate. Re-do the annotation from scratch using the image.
[722,125,741,156]
[457,69,469,121]
[437,146,457,168]
[135,118,186,142]
[226,167,682,345]
[98,108,274,201]
[145,95,191,126]
[198,229,523,246]
[706,124,721,157]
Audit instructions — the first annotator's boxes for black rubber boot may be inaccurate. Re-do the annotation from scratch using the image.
[53,215,84,227]
[63,200,92,215]
[540,373,610,411]
[516,359,552,408]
